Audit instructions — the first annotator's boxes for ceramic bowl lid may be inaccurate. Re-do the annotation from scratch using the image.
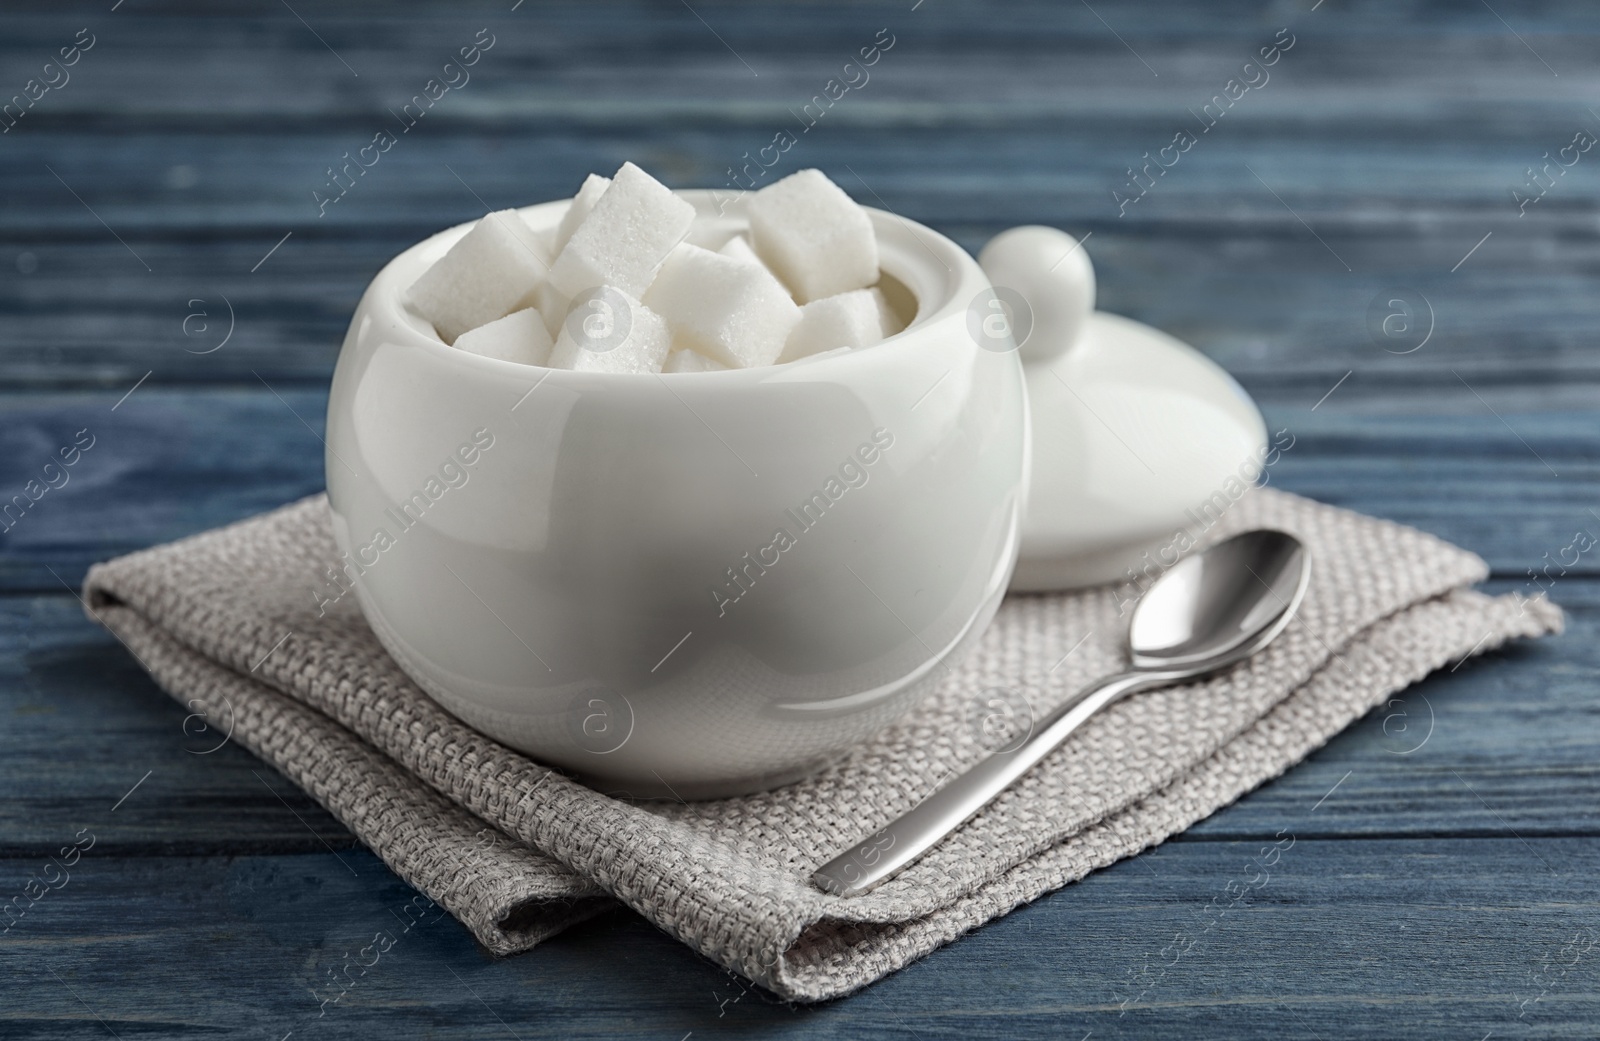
[979,227,1269,592]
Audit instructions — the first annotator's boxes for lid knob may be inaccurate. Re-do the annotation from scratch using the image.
[977,226,1096,365]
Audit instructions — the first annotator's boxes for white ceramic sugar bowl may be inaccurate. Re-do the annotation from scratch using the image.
[325,191,1029,798]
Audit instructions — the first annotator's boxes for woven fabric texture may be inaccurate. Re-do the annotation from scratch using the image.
[83,487,1561,1001]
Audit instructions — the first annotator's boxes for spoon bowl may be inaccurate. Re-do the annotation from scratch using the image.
[1129,529,1310,672]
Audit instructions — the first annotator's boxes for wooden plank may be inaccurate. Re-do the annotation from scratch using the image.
[3,0,1595,238]
[0,594,356,857]
[7,114,1598,234]
[2,837,1597,1038]
[1254,410,1598,570]
[4,225,1599,398]
[1,0,1597,125]
[0,389,328,593]
[1186,578,1600,839]
[1,8,1595,395]
[0,389,1591,591]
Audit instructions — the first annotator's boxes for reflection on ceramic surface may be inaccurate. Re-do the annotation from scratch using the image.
[1011,311,1267,590]
[326,192,1028,798]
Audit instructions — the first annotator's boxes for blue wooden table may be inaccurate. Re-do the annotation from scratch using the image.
[3,1,1597,1037]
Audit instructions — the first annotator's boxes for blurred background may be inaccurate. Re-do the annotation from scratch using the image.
[5,1,1597,576]
[2,2,1597,1038]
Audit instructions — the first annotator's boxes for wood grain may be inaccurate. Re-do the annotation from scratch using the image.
[1,392,1591,590]
[3,839,1598,1039]
[0,0,1595,1036]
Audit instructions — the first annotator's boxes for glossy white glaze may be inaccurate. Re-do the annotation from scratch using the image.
[326,192,1029,798]
[978,227,1268,591]
[977,225,1095,366]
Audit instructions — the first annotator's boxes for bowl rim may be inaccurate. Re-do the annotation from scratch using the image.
[363,188,990,383]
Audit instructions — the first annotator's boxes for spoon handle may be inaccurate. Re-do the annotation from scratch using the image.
[812,669,1171,898]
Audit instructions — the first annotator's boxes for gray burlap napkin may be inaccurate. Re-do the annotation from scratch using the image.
[83,486,1560,1001]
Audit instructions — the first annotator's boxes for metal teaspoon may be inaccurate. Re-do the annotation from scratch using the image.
[812,528,1313,898]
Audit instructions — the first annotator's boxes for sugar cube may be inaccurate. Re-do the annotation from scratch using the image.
[643,243,801,368]
[516,279,571,337]
[406,210,553,343]
[547,287,672,374]
[553,173,610,252]
[747,169,878,303]
[547,162,695,299]
[717,233,765,269]
[662,348,730,373]
[454,307,555,366]
[779,288,886,363]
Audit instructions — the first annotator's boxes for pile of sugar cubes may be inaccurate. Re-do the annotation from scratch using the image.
[405,163,903,373]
